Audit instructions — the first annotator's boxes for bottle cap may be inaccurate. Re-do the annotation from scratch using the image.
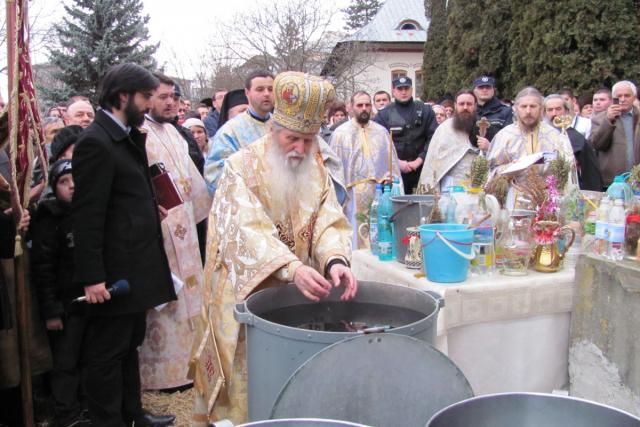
[613,175,625,183]
[375,183,383,190]
[451,185,465,193]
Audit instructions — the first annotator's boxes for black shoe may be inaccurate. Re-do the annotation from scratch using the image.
[131,412,175,427]
[64,416,92,427]
[59,412,92,427]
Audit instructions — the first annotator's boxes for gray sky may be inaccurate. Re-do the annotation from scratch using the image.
[1,0,347,94]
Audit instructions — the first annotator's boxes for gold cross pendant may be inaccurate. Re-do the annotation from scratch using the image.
[179,178,192,196]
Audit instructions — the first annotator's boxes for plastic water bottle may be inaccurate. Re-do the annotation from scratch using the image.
[391,177,403,197]
[471,212,495,275]
[594,197,610,257]
[606,175,633,206]
[377,186,394,261]
[445,190,457,223]
[369,184,382,256]
[385,185,397,259]
[607,198,626,261]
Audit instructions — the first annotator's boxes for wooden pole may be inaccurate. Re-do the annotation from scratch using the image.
[14,244,32,427]
[7,0,34,425]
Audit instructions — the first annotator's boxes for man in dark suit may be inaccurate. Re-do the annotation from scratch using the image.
[72,63,177,427]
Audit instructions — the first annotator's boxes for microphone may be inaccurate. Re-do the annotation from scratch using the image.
[73,279,130,303]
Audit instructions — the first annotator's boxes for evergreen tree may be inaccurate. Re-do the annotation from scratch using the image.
[45,0,158,104]
[444,0,483,94]
[421,0,448,100]
[506,0,640,95]
[476,0,511,96]
[342,0,384,32]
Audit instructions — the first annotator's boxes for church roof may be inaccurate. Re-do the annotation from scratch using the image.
[344,0,428,44]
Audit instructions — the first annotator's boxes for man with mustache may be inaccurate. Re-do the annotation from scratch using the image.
[544,94,602,191]
[419,90,496,191]
[487,87,576,208]
[190,72,357,424]
[72,63,176,426]
[204,69,275,194]
[139,74,212,392]
[329,90,402,248]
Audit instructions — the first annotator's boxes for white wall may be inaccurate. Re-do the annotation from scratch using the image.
[355,50,424,100]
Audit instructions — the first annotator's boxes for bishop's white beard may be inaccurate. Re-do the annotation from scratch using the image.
[265,139,318,220]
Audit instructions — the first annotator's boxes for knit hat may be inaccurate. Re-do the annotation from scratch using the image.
[50,125,82,162]
[48,158,72,191]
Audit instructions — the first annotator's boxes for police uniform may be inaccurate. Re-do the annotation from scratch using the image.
[474,76,513,131]
[374,77,437,193]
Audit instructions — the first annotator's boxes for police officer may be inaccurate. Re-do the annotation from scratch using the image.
[374,76,437,193]
[473,75,513,131]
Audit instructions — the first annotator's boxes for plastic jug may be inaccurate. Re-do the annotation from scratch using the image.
[607,175,633,204]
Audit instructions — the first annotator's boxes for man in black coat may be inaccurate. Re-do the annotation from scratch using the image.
[72,63,176,427]
[544,94,603,191]
[473,76,513,132]
[374,77,438,193]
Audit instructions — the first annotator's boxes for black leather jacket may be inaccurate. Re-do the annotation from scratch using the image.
[374,98,437,160]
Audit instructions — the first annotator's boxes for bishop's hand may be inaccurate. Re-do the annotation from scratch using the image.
[328,263,358,301]
[293,266,331,302]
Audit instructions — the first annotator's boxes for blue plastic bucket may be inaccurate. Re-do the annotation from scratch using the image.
[419,223,475,283]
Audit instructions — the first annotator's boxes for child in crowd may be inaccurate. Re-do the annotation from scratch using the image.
[31,159,89,427]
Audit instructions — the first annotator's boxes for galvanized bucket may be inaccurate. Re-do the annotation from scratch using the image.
[390,195,434,263]
[234,281,443,422]
[426,392,640,427]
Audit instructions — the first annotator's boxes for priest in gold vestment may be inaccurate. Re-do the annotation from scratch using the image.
[329,91,402,248]
[487,87,576,208]
[139,75,212,390]
[190,72,357,423]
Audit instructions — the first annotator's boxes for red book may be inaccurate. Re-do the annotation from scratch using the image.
[150,163,183,210]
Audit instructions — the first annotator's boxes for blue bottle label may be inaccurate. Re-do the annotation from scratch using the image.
[378,242,392,254]
[595,222,608,239]
[608,224,625,243]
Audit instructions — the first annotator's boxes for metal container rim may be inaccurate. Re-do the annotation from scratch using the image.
[426,392,640,425]
[241,282,440,343]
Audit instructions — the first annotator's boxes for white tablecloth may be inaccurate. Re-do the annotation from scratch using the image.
[352,250,575,395]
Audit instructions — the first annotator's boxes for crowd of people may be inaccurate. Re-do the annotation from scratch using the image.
[0,61,637,427]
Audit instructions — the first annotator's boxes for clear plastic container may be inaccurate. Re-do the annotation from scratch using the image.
[607,199,626,261]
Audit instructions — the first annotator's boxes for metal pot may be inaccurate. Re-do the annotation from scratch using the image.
[426,392,640,427]
[213,418,370,427]
[390,195,434,263]
[271,334,473,427]
[234,281,443,421]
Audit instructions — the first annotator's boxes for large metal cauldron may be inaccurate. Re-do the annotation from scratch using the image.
[390,195,434,263]
[234,281,443,421]
[426,392,640,427]
[213,418,370,427]
[271,334,473,427]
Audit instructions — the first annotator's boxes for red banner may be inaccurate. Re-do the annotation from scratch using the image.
[7,0,46,214]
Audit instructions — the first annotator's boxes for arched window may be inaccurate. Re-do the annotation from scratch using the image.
[391,69,407,82]
[397,20,422,31]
